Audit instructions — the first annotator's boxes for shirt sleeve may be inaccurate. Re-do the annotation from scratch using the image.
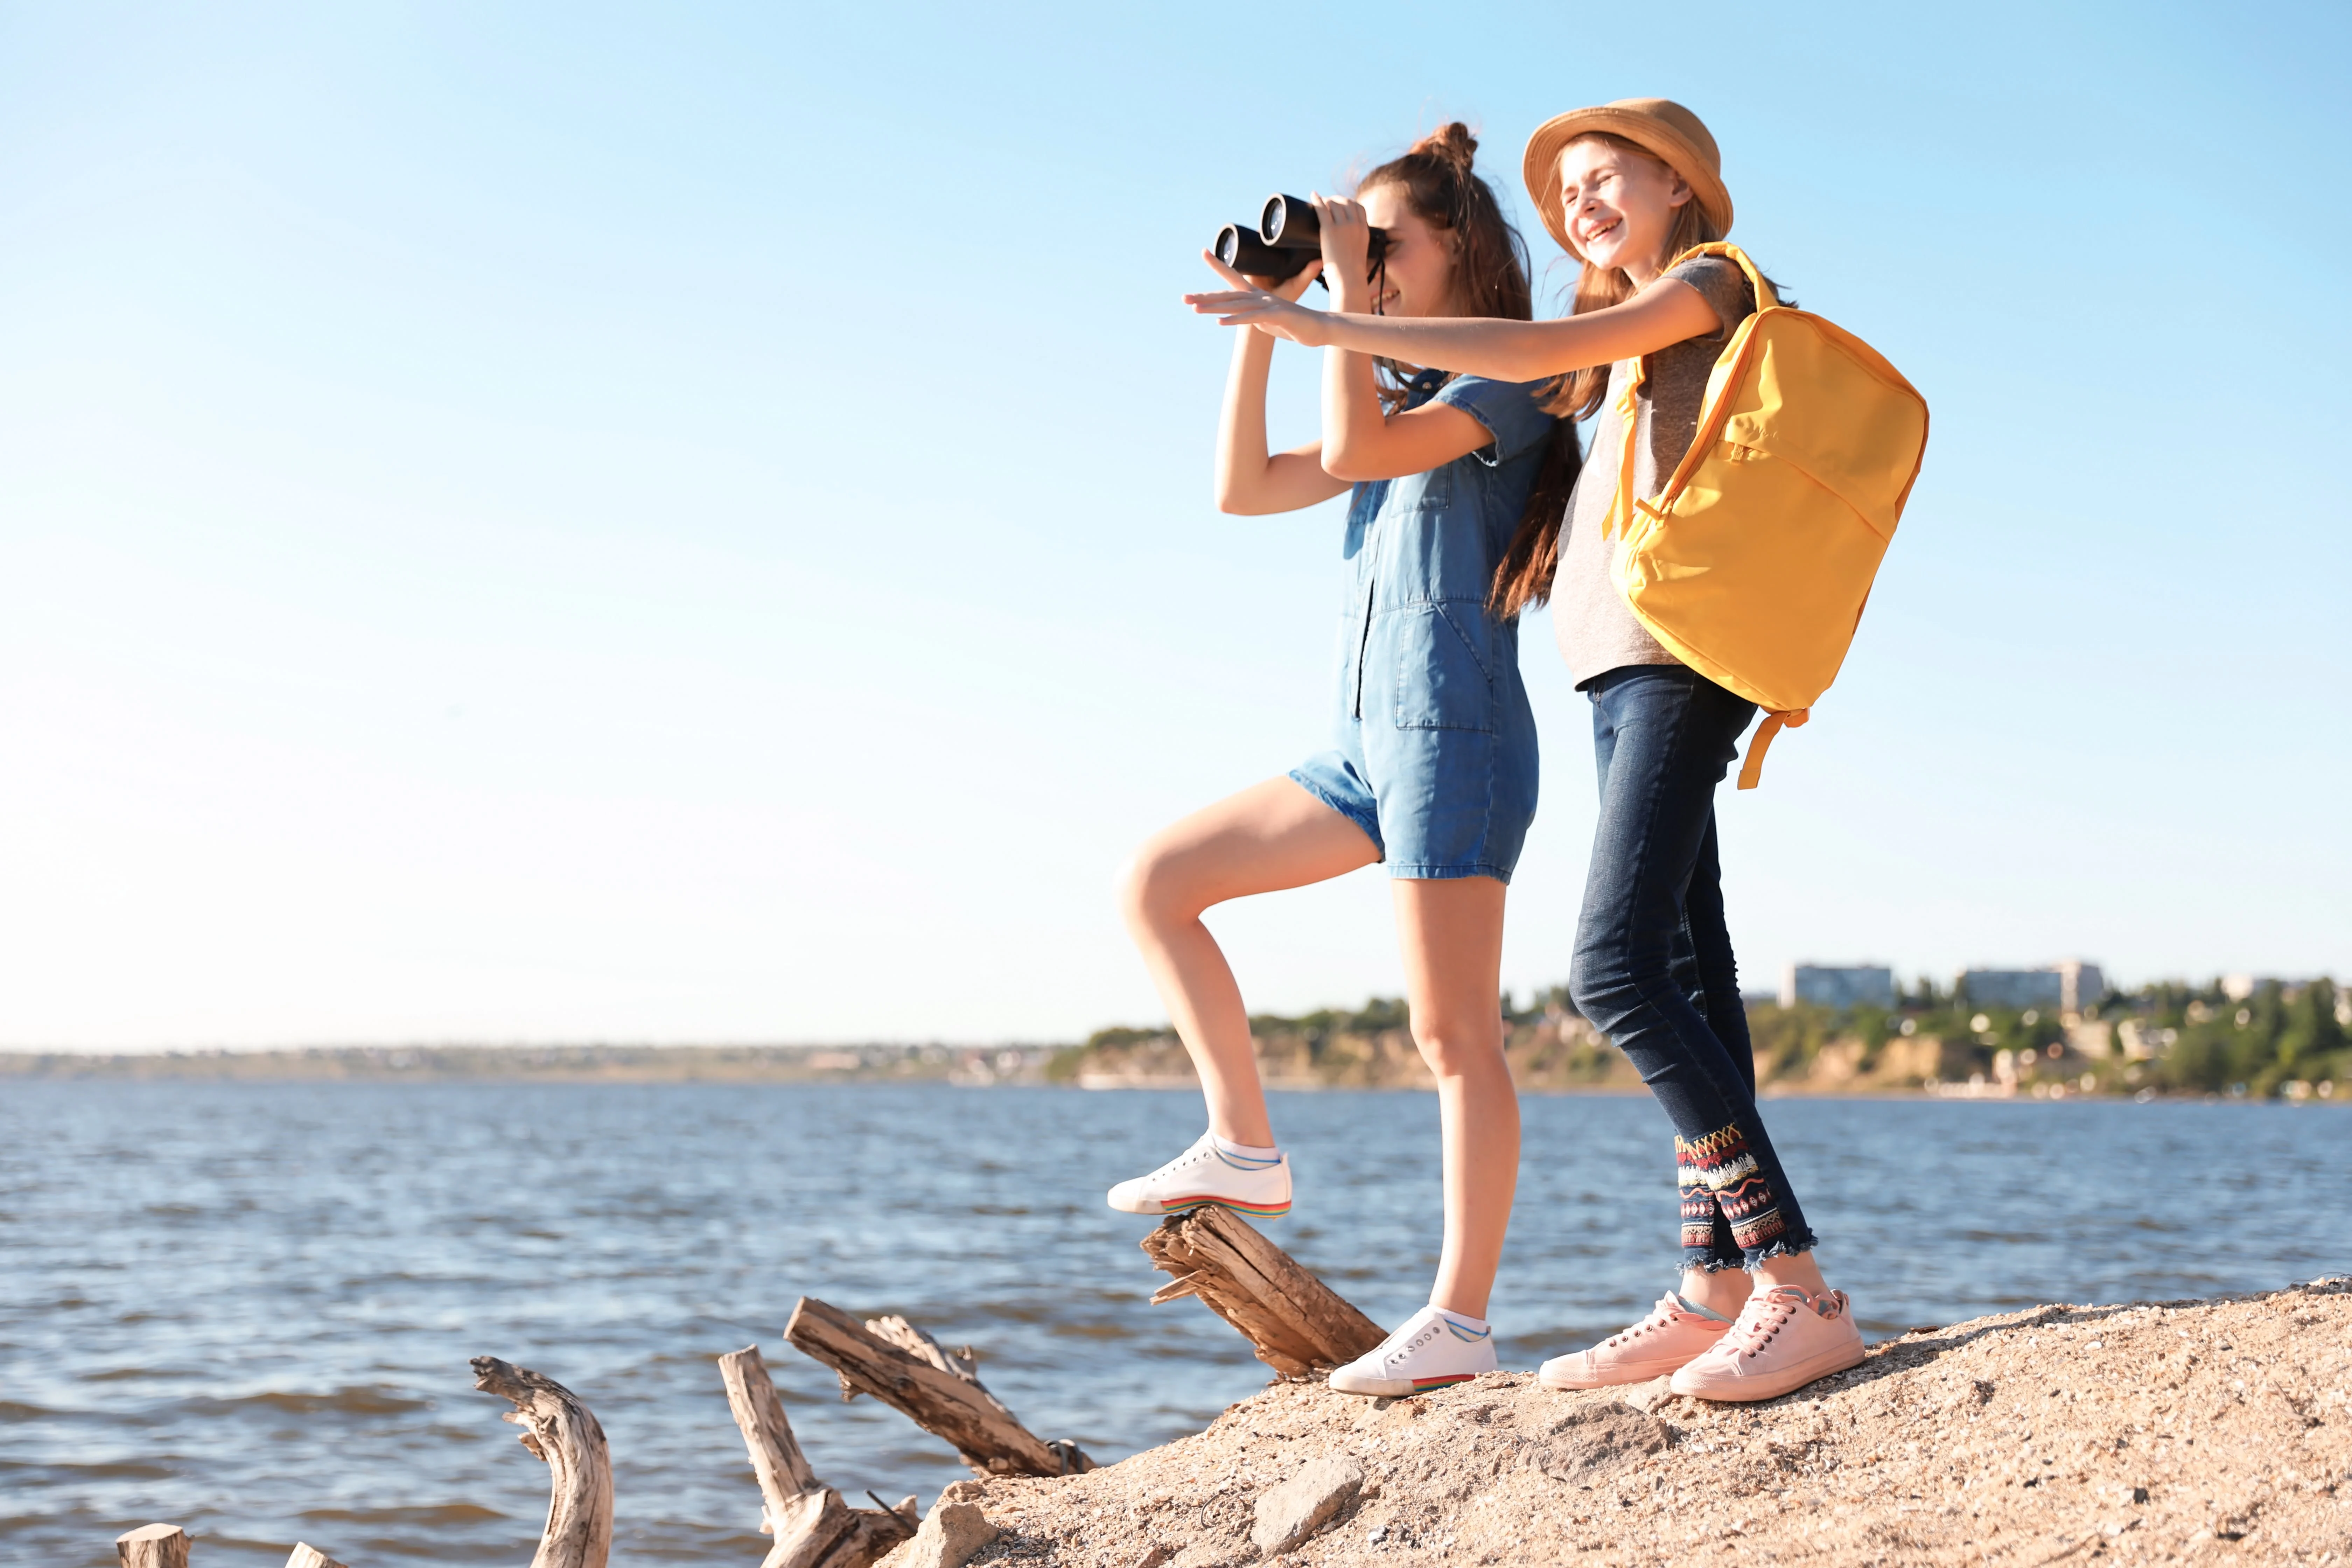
[1662,255,1756,342]
[1432,374,1559,466]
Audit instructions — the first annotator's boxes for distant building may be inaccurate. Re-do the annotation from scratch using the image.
[1782,964,1895,1009]
[2055,960,2106,1013]
[1956,960,2105,1014]
[1957,969,2063,1009]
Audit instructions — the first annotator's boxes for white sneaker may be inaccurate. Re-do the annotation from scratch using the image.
[1105,1134,1292,1218]
[1326,1305,1497,1397]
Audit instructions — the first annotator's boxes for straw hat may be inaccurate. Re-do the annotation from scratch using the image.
[1521,98,1733,259]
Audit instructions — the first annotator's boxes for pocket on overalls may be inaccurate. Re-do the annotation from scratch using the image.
[1410,466,1454,511]
[1392,602,1495,732]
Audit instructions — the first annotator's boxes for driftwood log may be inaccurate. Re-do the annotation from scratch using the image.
[1139,1206,1385,1378]
[284,1547,349,1568]
[783,1297,1094,1477]
[860,1315,1096,1475]
[862,1315,980,1382]
[471,1356,614,1568]
[717,1344,914,1568]
[116,1524,190,1568]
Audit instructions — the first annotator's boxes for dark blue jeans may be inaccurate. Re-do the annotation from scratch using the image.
[1569,665,1818,1272]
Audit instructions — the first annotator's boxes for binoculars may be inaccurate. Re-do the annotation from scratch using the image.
[1213,194,1392,286]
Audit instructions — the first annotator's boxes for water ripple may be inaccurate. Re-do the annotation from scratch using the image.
[0,1080,2342,1565]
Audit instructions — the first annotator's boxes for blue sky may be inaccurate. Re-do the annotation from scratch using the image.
[2,2,2345,1048]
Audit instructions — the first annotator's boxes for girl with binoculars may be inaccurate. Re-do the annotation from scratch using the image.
[1107,122,1573,1396]
[1181,100,1868,1405]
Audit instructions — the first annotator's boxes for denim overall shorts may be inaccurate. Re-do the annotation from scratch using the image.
[1288,370,1553,882]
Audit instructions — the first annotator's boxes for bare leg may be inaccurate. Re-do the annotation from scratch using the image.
[1682,1252,1829,1317]
[1120,778,1379,1146]
[1679,1265,1755,1317]
[1392,877,1517,1321]
[1752,1250,1832,1296]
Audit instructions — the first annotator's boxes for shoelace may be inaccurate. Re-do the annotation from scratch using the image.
[1602,1292,1728,1349]
[1723,1287,1814,1358]
[1602,1297,1682,1348]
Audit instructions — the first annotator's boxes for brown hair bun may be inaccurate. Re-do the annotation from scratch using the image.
[1409,122,1479,169]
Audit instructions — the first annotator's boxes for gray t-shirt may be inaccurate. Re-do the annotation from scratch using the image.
[1552,256,1756,687]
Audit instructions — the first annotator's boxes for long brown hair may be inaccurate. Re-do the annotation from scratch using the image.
[1357,124,1589,625]
[1353,123,1532,411]
[1488,132,1726,617]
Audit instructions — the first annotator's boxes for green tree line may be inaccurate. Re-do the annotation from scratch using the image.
[1073,977,2348,1100]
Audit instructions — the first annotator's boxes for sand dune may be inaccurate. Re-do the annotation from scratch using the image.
[906,1278,2350,1566]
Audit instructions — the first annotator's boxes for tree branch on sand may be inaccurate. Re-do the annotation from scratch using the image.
[718,1344,916,1568]
[1139,1206,1385,1378]
[783,1297,1096,1478]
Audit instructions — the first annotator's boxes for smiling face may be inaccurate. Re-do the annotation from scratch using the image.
[1357,182,1458,318]
[1555,136,1692,281]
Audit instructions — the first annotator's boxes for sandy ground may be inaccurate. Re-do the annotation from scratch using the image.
[941,1279,2350,1567]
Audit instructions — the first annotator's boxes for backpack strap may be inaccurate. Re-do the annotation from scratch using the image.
[1737,708,1809,790]
[1601,244,1778,542]
[1598,358,1646,540]
[1667,241,1780,311]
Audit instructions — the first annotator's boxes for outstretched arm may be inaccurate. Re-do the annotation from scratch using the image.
[1187,255,1722,383]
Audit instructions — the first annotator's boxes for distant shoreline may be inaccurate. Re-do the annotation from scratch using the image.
[0,1046,2339,1104]
[10,981,2342,1103]
[0,1042,1052,1084]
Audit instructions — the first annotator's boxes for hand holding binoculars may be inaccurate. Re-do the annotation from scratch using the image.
[1213,194,1392,287]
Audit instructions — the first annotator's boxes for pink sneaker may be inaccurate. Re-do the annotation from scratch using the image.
[1537,1292,1736,1390]
[1668,1285,1865,1402]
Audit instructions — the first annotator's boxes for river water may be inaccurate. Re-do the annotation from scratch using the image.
[2,1081,2343,1565]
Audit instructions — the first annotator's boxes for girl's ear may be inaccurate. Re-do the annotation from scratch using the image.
[1665,169,1694,210]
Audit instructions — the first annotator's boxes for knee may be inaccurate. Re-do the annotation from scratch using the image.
[1412,1015,1505,1080]
[1117,840,1193,937]
[1570,944,1650,1033]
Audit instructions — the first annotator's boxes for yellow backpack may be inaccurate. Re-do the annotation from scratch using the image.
[1600,242,1929,787]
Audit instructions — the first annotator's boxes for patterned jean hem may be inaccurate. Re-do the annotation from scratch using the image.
[1742,1231,1820,1269]
[1683,1254,1748,1275]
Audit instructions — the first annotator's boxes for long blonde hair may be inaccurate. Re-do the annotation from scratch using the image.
[1546,132,1723,423]
[1489,132,1736,618]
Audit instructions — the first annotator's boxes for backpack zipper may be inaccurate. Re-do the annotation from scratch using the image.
[1656,313,1772,509]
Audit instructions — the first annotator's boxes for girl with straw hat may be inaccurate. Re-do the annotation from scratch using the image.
[1185,98,1868,1403]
